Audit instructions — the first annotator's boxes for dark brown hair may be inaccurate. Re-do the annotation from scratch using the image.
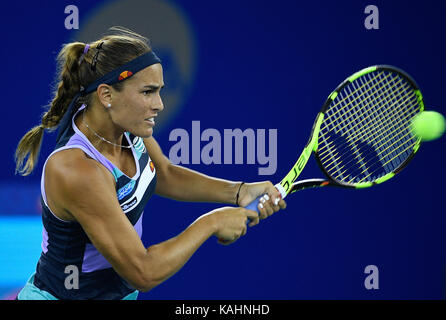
[15,26,151,176]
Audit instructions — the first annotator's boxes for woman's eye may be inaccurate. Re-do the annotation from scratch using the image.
[143,90,153,95]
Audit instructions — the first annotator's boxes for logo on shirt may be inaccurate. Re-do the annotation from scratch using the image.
[121,198,138,211]
[132,137,146,154]
[117,180,136,200]
[150,161,155,172]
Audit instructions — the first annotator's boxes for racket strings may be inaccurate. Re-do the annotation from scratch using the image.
[355,73,418,160]
[340,121,416,183]
[317,70,421,183]
[346,73,419,182]
[324,103,417,179]
[356,141,417,183]
[325,77,417,182]
[318,75,410,156]
[323,72,386,123]
[319,83,416,163]
[325,74,418,182]
[319,71,411,147]
[348,74,418,181]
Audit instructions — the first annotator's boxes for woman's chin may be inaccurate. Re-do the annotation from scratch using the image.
[137,127,153,138]
[127,123,153,139]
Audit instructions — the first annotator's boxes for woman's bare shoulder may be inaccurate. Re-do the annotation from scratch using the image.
[46,148,103,176]
[45,148,115,199]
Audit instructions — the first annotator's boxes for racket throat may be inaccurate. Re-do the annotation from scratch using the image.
[289,179,331,193]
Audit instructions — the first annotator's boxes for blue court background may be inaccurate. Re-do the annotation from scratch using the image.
[1,0,445,299]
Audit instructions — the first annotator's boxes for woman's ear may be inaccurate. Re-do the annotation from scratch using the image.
[96,84,113,109]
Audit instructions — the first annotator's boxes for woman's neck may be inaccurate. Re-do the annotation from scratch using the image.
[75,105,128,156]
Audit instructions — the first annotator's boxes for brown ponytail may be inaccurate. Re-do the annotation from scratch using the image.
[15,26,152,176]
[15,42,85,176]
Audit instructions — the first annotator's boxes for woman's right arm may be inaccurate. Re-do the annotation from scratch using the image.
[45,152,256,292]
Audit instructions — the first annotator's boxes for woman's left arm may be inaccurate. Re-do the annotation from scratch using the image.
[144,137,286,220]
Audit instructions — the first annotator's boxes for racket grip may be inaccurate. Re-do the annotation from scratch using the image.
[244,183,287,220]
[244,196,263,214]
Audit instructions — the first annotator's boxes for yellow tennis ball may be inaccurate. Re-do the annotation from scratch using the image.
[411,110,446,141]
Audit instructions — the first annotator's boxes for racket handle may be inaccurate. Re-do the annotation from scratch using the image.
[244,196,263,214]
[244,183,287,215]
[219,184,286,242]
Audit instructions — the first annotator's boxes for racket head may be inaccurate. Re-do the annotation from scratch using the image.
[313,65,424,189]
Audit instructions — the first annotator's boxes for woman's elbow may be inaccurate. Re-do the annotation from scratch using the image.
[128,271,161,293]
[132,280,155,293]
[127,253,164,292]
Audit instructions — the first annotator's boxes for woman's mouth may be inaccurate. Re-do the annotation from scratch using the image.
[145,117,155,125]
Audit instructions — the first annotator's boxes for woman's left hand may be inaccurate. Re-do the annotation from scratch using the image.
[236,181,287,225]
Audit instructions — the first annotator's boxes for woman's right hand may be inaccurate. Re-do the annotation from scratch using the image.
[202,207,259,245]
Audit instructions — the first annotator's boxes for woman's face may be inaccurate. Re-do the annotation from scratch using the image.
[109,63,164,138]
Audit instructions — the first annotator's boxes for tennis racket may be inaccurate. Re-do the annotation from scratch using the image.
[246,65,424,213]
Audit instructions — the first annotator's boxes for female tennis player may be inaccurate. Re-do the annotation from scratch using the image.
[14,27,286,300]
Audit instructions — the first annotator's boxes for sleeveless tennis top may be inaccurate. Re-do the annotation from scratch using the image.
[33,104,157,299]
